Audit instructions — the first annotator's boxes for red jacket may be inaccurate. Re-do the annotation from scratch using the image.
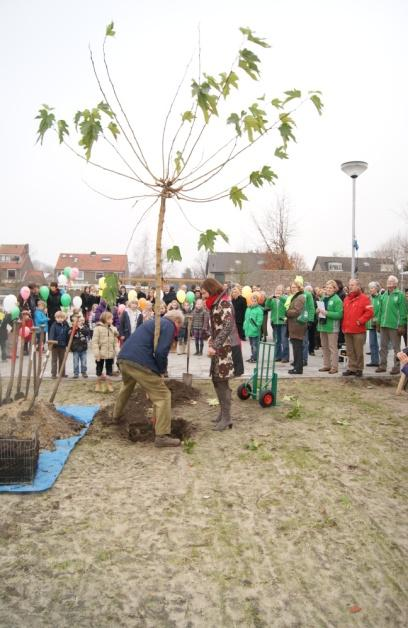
[342,291,373,334]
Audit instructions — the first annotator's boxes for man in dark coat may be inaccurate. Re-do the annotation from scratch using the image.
[113,310,184,447]
[47,282,62,324]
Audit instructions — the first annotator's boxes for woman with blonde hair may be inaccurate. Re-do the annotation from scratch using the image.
[286,277,306,374]
[316,280,344,374]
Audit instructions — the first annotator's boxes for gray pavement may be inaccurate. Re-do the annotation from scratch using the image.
[0,336,400,382]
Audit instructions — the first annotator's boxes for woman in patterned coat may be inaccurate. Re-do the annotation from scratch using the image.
[201,278,243,431]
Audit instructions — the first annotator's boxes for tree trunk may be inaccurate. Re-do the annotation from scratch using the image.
[154,195,166,350]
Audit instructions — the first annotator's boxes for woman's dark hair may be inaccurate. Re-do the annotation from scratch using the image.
[335,279,343,291]
[50,281,58,288]
[201,278,224,296]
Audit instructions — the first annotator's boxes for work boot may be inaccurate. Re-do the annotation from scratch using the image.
[390,366,400,375]
[95,377,102,392]
[154,434,181,447]
[375,366,386,373]
[106,380,114,392]
[213,416,232,431]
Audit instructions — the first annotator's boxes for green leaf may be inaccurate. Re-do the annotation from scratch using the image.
[74,110,81,130]
[219,71,239,98]
[191,80,219,123]
[227,112,242,136]
[238,48,261,80]
[35,105,55,144]
[283,89,302,104]
[57,119,69,144]
[102,273,119,308]
[174,150,184,174]
[243,103,267,142]
[260,165,277,183]
[278,113,296,146]
[203,73,220,91]
[310,93,324,115]
[167,246,182,263]
[106,21,115,37]
[229,186,248,209]
[98,101,114,118]
[274,146,288,159]
[76,107,103,160]
[198,229,228,252]
[181,110,195,123]
[250,166,277,188]
[239,27,270,48]
[271,98,283,109]
[107,121,120,140]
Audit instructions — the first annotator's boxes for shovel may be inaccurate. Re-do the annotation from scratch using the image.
[14,319,27,400]
[26,340,56,413]
[182,316,193,387]
[24,327,38,399]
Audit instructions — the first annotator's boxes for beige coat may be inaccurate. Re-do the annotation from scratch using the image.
[91,322,118,360]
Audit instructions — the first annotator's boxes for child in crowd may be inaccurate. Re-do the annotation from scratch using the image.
[243,293,264,363]
[177,301,193,354]
[49,310,70,378]
[137,301,154,327]
[192,298,207,356]
[119,300,140,342]
[159,302,167,316]
[71,316,90,378]
[89,303,98,338]
[91,311,118,391]
[33,300,49,347]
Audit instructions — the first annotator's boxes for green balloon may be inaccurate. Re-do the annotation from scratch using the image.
[11,306,20,320]
[186,291,195,304]
[63,266,72,278]
[39,285,49,300]
[61,293,71,307]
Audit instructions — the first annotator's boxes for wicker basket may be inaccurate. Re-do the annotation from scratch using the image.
[0,433,39,484]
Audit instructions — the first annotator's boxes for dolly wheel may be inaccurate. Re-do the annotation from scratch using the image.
[259,389,274,407]
[237,383,251,400]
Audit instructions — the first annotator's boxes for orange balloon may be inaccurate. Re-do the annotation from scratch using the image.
[246,293,253,306]
[139,298,147,310]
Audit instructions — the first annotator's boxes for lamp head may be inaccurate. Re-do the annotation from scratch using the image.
[341,161,368,178]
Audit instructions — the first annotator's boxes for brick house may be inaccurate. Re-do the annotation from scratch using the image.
[0,244,33,283]
[206,252,267,283]
[312,256,396,274]
[55,251,129,284]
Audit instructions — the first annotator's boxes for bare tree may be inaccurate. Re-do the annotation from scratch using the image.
[252,196,296,269]
[129,229,155,277]
[370,233,408,269]
[190,250,208,279]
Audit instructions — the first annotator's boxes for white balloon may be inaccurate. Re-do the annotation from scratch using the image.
[73,296,82,308]
[58,274,68,286]
[3,294,17,313]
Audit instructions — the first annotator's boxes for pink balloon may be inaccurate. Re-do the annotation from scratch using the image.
[118,303,126,314]
[19,326,31,338]
[70,267,79,279]
[20,286,30,300]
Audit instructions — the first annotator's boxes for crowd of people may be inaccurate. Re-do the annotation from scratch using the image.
[1,274,407,446]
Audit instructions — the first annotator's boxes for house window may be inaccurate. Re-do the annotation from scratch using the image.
[328,262,343,271]
[95,272,104,280]
[76,270,84,280]
[380,264,394,272]
[101,257,111,262]
[7,269,16,280]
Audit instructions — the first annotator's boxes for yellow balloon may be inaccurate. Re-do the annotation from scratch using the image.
[98,276,106,289]
[242,285,252,298]
[128,289,137,301]
[246,293,253,306]
[177,289,186,303]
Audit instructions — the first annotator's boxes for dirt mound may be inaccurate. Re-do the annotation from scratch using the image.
[96,379,198,442]
[0,400,85,450]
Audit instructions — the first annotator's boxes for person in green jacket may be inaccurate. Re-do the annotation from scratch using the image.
[376,275,407,374]
[316,280,344,374]
[265,285,286,361]
[366,281,381,367]
[243,293,264,363]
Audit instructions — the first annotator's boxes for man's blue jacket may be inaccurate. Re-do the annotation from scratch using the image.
[118,317,175,375]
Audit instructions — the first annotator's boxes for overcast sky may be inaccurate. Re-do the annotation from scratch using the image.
[1,0,407,272]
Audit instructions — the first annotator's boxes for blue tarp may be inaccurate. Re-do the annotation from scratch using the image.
[0,404,99,494]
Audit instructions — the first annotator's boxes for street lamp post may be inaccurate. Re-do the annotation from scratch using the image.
[340,161,368,278]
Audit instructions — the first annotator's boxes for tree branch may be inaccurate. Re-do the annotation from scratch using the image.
[125,197,159,253]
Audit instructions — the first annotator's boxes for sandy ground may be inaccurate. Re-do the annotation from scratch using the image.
[0,377,407,627]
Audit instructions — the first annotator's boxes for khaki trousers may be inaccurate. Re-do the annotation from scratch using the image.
[113,360,171,436]
[344,333,366,372]
[380,327,402,368]
[320,332,339,369]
